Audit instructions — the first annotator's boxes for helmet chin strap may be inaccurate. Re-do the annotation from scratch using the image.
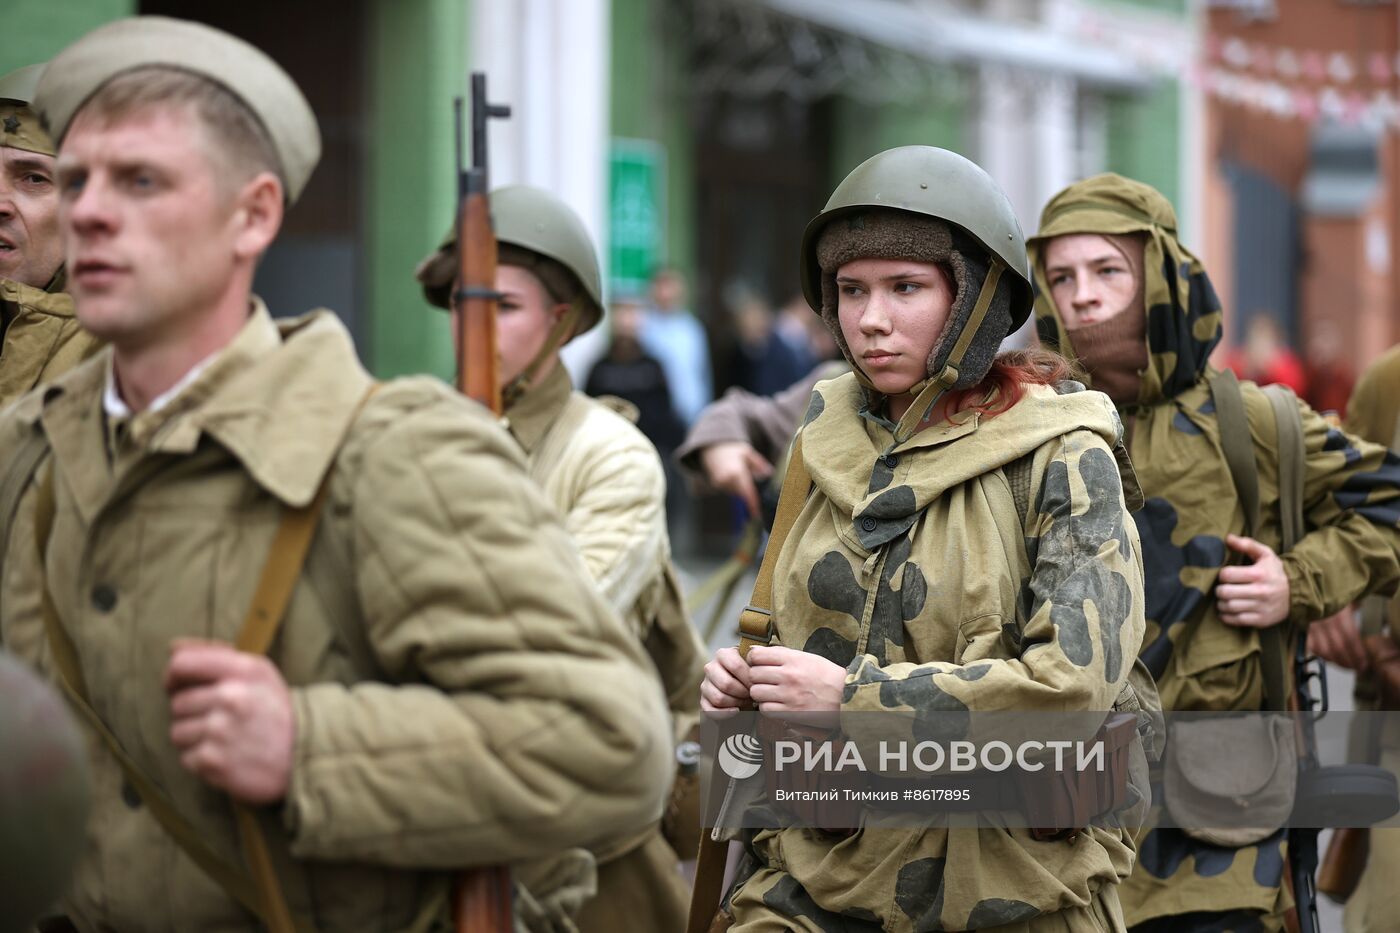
[501,300,583,409]
[882,258,1006,447]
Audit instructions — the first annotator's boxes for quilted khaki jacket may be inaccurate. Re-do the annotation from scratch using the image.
[0,303,673,932]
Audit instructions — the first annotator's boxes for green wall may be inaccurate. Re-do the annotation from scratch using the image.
[363,0,466,380]
[1106,80,1180,211]
[1,0,134,73]
[828,91,966,189]
[610,0,696,289]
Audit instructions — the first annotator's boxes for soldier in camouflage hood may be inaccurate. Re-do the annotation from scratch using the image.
[1028,174,1400,931]
[701,147,1148,931]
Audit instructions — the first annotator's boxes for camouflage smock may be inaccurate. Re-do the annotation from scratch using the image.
[1029,174,1400,927]
[729,372,1146,932]
[0,269,101,408]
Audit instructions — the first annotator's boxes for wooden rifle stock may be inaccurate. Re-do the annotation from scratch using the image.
[449,74,513,933]
[456,182,501,410]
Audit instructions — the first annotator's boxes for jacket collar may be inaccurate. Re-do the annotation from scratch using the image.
[29,299,372,523]
[502,363,572,455]
[0,267,75,320]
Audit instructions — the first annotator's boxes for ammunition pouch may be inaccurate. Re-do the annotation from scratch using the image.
[1164,715,1297,847]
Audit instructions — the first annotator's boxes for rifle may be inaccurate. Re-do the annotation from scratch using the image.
[1288,635,1326,933]
[450,71,513,933]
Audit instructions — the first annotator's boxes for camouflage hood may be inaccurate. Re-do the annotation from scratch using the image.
[801,372,1127,551]
[1027,174,1224,407]
[740,371,1146,930]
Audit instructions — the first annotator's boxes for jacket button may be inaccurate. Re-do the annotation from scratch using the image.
[861,517,878,532]
[882,454,899,468]
[120,780,142,809]
[91,584,117,613]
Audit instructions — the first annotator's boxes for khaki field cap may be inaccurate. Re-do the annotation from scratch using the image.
[0,63,54,156]
[32,16,321,204]
[417,184,606,337]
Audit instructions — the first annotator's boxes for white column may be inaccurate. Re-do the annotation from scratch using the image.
[470,0,612,379]
[1032,73,1077,213]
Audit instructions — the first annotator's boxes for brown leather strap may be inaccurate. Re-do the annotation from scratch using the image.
[736,433,812,660]
[688,433,814,933]
[230,382,381,933]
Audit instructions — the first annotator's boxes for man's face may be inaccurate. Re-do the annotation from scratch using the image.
[55,104,242,346]
[0,145,63,288]
[1042,233,1141,330]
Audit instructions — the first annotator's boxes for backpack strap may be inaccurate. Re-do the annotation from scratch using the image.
[1208,370,1303,712]
[1209,369,1263,537]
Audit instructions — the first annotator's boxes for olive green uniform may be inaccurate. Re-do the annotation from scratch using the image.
[0,64,101,406]
[1340,344,1400,933]
[1029,175,1400,930]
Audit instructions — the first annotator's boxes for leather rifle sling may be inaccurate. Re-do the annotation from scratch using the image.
[228,381,381,932]
[686,433,813,933]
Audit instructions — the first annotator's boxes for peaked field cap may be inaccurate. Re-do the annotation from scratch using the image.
[0,63,45,105]
[33,16,321,203]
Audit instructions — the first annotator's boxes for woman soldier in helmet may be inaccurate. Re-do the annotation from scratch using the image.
[417,186,702,933]
[700,146,1147,931]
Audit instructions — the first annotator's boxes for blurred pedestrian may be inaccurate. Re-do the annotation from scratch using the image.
[586,298,685,458]
[1225,313,1308,396]
[728,289,807,397]
[640,265,712,427]
[1302,327,1356,419]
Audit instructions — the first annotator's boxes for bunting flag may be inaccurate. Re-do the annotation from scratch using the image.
[1198,34,1400,130]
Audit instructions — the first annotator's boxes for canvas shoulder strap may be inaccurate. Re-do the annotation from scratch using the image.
[1208,370,1303,712]
[687,432,812,933]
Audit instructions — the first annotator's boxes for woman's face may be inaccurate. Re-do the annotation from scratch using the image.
[1042,233,1141,329]
[836,257,954,398]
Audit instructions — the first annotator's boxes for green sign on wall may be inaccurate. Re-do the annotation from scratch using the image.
[609,138,665,294]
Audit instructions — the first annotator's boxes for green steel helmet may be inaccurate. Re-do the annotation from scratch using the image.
[416,184,605,339]
[0,652,90,931]
[800,146,1033,395]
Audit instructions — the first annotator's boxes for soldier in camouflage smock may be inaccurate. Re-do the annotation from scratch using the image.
[1028,174,1400,932]
[701,147,1147,932]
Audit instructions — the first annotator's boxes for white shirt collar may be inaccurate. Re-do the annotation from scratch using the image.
[103,350,222,420]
